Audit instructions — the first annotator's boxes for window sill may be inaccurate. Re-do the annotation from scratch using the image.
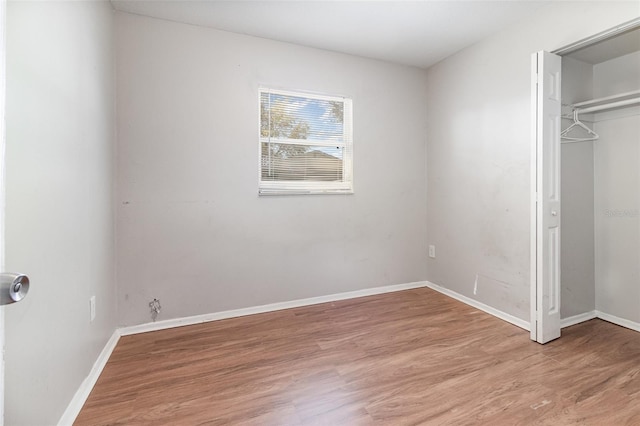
[258,188,354,196]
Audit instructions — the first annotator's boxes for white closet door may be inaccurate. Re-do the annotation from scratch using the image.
[532,50,562,344]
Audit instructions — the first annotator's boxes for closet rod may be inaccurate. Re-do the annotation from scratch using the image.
[577,97,640,114]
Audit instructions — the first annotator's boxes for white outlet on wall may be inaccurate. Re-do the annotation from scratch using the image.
[90,296,96,322]
[428,245,436,258]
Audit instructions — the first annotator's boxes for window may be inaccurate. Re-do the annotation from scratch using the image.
[259,88,353,195]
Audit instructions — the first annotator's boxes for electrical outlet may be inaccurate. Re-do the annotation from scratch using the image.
[428,245,436,258]
[90,296,96,322]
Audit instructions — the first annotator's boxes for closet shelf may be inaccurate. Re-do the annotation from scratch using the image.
[572,89,640,113]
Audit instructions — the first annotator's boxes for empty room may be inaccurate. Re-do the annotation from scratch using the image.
[2,0,640,424]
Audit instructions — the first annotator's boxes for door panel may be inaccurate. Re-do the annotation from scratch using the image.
[0,0,6,420]
[533,51,562,344]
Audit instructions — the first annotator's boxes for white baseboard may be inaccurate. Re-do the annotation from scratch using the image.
[58,330,120,426]
[560,310,640,333]
[425,281,530,331]
[119,280,430,336]
[561,311,597,328]
[596,310,640,333]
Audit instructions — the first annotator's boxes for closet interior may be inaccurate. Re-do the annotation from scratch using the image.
[560,27,640,330]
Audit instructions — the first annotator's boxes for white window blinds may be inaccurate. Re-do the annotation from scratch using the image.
[259,88,353,195]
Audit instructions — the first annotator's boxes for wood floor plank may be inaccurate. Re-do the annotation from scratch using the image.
[75,288,640,425]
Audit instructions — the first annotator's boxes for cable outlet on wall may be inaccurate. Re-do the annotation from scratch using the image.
[428,245,436,259]
[90,296,96,322]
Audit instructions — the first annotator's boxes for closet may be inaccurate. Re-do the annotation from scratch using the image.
[560,27,640,331]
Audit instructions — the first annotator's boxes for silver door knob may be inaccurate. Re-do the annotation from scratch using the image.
[0,273,29,305]
[551,210,558,216]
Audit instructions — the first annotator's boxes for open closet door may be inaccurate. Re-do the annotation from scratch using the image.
[532,51,561,344]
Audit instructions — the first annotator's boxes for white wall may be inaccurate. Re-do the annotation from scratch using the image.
[560,57,595,319]
[593,49,640,98]
[560,140,596,318]
[593,51,640,323]
[5,1,116,425]
[115,12,428,326]
[425,2,640,322]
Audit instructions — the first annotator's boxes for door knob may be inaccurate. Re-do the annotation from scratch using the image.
[551,210,558,216]
[0,273,29,305]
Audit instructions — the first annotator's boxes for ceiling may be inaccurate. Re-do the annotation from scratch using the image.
[111,0,550,69]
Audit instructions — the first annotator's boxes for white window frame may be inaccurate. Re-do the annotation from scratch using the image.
[258,88,353,195]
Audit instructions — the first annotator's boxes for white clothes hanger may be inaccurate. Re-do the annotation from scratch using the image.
[561,109,599,142]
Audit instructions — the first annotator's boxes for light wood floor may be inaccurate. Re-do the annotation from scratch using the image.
[75,288,640,425]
